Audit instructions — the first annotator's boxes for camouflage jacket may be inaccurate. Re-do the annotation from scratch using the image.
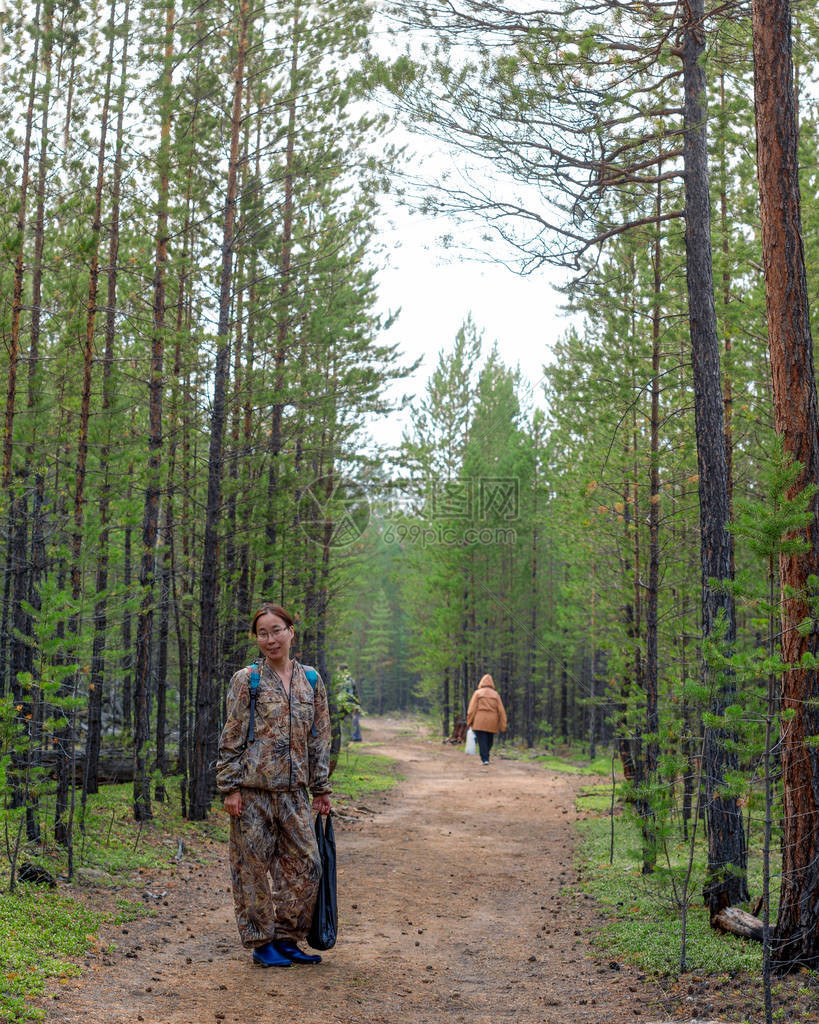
[216,660,332,797]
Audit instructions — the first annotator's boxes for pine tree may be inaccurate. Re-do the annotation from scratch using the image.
[752,0,819,973]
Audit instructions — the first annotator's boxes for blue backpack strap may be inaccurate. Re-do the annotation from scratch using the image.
[303,667,318,736]
[246,665,261,745]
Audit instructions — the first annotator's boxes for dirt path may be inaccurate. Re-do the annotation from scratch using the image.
[43,718,686,1024]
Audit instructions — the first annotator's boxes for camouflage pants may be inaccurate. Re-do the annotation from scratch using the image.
[229,787,321,948]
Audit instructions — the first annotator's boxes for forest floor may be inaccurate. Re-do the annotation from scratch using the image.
[39,717,739,1024]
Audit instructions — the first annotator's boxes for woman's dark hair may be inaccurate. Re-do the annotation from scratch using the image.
[250,603,295,635]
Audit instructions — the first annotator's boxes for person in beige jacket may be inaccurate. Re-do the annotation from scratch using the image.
[466,673,507,765]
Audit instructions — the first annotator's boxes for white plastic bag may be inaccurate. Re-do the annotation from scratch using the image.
[465,728,476,755]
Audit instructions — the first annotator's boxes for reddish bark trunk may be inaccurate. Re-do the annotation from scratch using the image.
[752,0,819,974]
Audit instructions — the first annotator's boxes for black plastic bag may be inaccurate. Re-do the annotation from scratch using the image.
[307,812,337,950]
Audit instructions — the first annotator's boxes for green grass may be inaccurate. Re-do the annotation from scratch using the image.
[3,748,398,890]
[0,779,227,1021]
[332,747,403,800]
[576,810,764,975]
[497,740,616,777]
[0,886,103,1022]
[528,751,613,775]
[572,809,819,1021]
[111,896,158,925]
[576,781,624,813]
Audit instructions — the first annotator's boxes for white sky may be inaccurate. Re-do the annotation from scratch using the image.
[363,18,575,449]
[372,195,571,448]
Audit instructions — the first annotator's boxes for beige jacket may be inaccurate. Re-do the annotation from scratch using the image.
[466,674,507,734]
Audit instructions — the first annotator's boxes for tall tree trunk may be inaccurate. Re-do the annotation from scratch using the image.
[317,480,340,770]
[526,427,539,749]
[680,0,748,914]
[121,464,134,733]
[28,0,53,456]
[718,64,736,577]
[154,503,171,800]
[442,665,450,739]
[29,0,73,849]
[87,0,131,795]
[265,0,301,591]
[133,0,175,822]
[3,0,41,490]
[630,394,656,874]
[170,516,189,814]
[166,66,199,816]
[190,0,251,819]
[236,109,262,627]
[221,235,246,680]
[752,0,819,973]
[25,473,45,841]
[71,0,118,812]
[182,382,195,792]
[587,556,598,761]
[0,510,13,697]
[646,171,663,792]
[9,492,31,810]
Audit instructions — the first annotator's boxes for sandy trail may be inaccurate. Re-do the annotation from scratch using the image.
[43,717,676,1023]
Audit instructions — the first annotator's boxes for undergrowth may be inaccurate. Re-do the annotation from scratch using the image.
[576,786,764,974]
[573,784,819,1023]
[0,886,101,1022]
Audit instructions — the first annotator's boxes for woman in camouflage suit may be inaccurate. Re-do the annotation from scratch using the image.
[216,603,332,968]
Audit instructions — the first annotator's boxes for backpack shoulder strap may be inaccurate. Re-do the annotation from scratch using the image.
[248,664,261,693]
[246,665,261,745]
[301,666,319,738]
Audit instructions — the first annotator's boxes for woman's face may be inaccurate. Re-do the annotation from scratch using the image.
[254,611,293,663]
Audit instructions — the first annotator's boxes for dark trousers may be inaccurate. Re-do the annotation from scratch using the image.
[474,730,494,763]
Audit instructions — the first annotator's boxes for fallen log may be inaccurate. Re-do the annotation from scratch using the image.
[712,906,764,942]
[37,750,178,785]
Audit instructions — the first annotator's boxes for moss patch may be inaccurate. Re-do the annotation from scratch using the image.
[0,886,103,1022]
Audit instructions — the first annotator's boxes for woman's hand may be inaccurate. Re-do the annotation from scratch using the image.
[312,793,331,816]
[224,790,243,817]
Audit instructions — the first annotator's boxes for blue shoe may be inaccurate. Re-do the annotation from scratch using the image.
[273,939,321,965]
[252,941,292,967]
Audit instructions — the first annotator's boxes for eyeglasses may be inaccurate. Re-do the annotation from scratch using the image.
[256,626,289,640]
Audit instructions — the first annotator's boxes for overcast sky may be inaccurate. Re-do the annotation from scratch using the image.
[371,195,571,448]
